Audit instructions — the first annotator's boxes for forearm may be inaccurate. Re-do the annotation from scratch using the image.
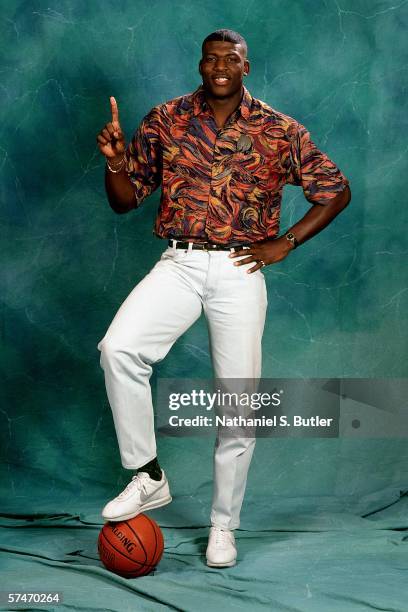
[286,184,351,247]
[231,179,351,273]
[104,158,136,214]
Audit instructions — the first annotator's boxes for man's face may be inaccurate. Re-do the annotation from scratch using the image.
[199,41,249,99]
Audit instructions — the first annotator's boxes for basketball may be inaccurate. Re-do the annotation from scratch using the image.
[98,514,164,578]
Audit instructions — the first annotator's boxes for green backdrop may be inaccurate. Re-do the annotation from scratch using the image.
[1,1,408,610]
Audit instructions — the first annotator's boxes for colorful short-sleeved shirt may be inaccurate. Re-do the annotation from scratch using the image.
[125,85,349,244]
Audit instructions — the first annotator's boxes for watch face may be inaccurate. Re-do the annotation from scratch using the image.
[287,233,294,240]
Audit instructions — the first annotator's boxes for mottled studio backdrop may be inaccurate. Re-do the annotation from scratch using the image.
[1,0,407,524]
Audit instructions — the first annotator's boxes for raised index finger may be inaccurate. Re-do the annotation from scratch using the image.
[110,96,119,126]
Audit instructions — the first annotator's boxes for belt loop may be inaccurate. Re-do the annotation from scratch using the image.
[188,242,193,251]
[172,239,177,250]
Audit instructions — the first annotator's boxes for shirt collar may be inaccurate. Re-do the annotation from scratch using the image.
[192,84,252,120]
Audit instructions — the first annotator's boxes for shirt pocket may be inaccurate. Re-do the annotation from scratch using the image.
[230,149,268,181]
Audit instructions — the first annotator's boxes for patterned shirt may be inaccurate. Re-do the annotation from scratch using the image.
[125,85,349,244]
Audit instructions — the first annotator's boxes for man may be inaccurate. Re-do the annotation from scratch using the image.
[96,29,351,568]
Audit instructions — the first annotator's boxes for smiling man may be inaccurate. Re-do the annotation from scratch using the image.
[96,29,351,568]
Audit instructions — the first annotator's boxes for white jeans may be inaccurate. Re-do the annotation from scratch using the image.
[97,243,268,529]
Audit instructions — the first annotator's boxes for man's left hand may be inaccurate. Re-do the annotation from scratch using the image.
[229,237,293,273]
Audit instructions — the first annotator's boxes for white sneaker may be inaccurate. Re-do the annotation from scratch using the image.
[206,526,237,567]
[101,470,172,522]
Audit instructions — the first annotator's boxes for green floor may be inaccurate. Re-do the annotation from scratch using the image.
[1,491,407,611]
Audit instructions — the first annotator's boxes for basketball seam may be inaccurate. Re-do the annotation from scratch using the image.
[144,515,158,564]
[99,530,146,569]
[144,514,159,566]
[126,516,149,564]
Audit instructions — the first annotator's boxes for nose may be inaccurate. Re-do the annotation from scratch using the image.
[214,57,228,71]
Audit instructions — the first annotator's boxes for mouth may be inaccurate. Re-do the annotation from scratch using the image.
[212,75,231,86]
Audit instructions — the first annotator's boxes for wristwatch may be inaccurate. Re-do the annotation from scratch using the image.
[285,232,299,249]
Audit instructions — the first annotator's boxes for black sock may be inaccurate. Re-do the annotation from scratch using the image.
[136,457,162,481]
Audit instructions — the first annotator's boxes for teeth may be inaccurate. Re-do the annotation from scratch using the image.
[215,77,228,83]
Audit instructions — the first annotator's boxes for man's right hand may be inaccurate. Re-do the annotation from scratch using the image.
[96,96,126,160]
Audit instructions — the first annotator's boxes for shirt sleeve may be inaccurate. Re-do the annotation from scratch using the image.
[286,122,349,205]
[124,107,162,206]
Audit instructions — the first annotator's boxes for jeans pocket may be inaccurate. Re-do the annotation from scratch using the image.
[160,246,176,259]
[160,246,188,262]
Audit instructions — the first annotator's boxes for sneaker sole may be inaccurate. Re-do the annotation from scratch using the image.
[102,495,172,522]
[206,558,237,568]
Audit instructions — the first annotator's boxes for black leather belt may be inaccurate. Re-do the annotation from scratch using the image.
[168,239,250,251]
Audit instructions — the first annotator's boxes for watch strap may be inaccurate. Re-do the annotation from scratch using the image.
[285,232,299,249]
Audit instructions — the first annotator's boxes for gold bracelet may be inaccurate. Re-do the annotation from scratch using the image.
[106,155,126,173]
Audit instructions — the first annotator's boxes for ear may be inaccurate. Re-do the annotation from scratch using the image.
[198,60,203,76]
[244,60,250,76]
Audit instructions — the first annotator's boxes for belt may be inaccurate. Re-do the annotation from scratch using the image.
[168,239,250,251]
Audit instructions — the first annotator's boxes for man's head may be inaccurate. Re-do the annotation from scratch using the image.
[199,29,250,99]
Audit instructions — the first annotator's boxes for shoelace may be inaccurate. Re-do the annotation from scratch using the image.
[213,528,232,547]
[117,473,149,499]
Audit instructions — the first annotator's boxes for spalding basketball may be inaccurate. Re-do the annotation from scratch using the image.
[98,514,164,578]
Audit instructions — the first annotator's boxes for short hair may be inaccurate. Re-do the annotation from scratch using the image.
[202,29,248,57]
